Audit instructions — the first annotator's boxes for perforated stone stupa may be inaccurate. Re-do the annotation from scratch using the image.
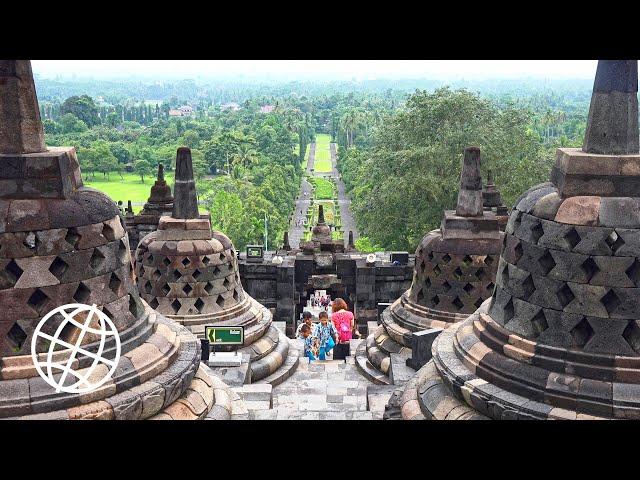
[357,146,504,385]
[396,60,640,420]
[0,60,216,420]
[124,163,174,251]
[135,147,297,384]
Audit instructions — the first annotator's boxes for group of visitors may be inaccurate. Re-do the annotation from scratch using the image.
[310,294,331,309]
[292,210,306,228]
[297,298,357,363]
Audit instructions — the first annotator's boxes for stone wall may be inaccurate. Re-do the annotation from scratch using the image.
[238,251,414,335]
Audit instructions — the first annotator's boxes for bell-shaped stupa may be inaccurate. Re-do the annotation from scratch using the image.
[396,60,640,420]
[0,61,216,420]
[358,147,504,385]
[135,148,297,384]
[124,163,174,251]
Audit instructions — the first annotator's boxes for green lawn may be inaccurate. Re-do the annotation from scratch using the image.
[309,177,335,199]
[313,133,332,172]
[84,172,174,213]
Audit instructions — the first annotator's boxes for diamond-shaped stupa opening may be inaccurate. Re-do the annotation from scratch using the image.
[49,257,68,279]
[6,323,27,350]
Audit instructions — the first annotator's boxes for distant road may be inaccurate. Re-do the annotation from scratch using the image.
[330,142,359,242]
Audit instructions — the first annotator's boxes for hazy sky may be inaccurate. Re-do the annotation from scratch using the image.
[31,60,598,81]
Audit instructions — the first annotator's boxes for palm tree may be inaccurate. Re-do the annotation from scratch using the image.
[340,108,360,148]
[230,142,259,171]
[283,107,306,167]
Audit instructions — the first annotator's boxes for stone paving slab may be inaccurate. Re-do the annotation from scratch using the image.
[250,409,278,420]
[267,353,376,420]
[244,400,272,411]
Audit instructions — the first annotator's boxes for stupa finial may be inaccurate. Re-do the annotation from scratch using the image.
[583,60,638,155]
[0,60,47,154]
[455,146,483,217]
[172,147,199,219]
[317,204,326,224]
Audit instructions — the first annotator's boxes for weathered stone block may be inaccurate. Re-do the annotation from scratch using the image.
[407,328,443,370]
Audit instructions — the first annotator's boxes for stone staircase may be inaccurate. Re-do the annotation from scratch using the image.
[255,325,300,386]
[203,336,382,420]
[265,341,376,420]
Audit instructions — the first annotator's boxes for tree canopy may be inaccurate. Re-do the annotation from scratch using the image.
[339,87,552,251]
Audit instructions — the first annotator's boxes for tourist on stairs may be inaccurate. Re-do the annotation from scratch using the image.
[331,298,355,360]
[313,311,337,360]
[296,311,314,339]
[300,324,320,363]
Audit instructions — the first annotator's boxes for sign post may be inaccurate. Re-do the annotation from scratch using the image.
[204,326,245,367]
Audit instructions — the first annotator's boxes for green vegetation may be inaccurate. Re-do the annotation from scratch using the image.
[42,96,311,251]
[354,237,383,253]
[308,177,335,199]
[36,73,598,254]
[338,87,552,251]
[84,172,174,213]
[313,133,332,172]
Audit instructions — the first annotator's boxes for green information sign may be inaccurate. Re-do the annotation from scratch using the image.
[205,326,245,345]
[246,245,264,258]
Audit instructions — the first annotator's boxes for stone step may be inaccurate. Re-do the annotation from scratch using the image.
[354,341,390,385]
[228,387,250,420]
[348,411,374,420]
[273,321,287,335]
[207,353,251,387]
[388,352,415,386]
[249,409,278,419]
[255,339,300,387]
[366,384,397,420]
[350,338,363,356]
[232,383,272,403]
[199,363,244,421]
[244,400,272,412]
[367,321,379,336]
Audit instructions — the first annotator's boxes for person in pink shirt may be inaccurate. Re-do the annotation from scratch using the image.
[331,298,355,360]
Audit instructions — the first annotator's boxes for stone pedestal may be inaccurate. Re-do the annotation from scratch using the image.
[406,328,442,370]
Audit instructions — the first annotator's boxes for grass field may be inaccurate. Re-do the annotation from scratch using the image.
[309,177,335,199]
[84,172,174,213]
[313,134,332,172]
